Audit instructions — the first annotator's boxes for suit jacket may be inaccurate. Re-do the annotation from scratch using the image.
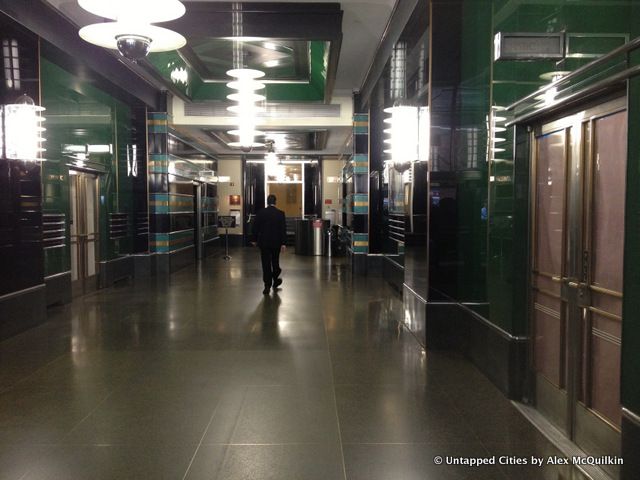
[253,205,287,248]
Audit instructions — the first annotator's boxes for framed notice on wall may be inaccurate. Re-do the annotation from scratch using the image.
[229,209,241,227]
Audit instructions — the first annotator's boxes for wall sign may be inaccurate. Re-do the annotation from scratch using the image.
[494,32,565,61]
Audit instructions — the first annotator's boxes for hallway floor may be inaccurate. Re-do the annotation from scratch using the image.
[1,249,581,479]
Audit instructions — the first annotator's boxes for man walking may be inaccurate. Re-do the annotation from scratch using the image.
[252,194,287,294]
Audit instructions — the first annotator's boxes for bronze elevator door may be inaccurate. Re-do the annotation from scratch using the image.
[530,97,625,477]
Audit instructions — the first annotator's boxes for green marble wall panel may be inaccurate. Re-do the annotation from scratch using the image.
[40,58,136,270]
[487,1,637,334]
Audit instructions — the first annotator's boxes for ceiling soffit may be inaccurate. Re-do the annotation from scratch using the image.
[141,2,343,103]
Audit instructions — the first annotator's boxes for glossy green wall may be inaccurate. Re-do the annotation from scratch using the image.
[487,1,636,335]
[41,58,136,275]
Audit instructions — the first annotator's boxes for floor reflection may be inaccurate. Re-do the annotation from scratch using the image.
[0,249,586,480]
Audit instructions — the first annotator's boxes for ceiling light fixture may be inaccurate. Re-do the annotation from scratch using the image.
[226,68,266,152]
[225,3,266,152]
[77,0,187,61]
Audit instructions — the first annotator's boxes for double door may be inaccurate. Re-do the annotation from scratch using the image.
[531,97,626,476]
[70,171,99,296]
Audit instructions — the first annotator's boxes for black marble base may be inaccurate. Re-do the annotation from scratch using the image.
[45,272,71,307]
[402,285,426,347]
[382,256,404,293]
[205,237,223,257]
[622,409,640,479]
[366,255,384,276]
[133,248,196,276]
[98,256,134,289]
[0,285,47,340]
[170,246,195,272]
[425,302,528,400]
[133,254,152,277]
[350,253,368,275]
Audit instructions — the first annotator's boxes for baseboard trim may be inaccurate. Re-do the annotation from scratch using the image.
[98,256,134,288]
[45,271,71,307]
[0,285,47,340]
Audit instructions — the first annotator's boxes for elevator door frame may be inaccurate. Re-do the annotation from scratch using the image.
[529,96,625,475]
[69,170,100,297]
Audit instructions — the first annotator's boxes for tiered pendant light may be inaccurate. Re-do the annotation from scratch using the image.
[77,0,186,61]
[225,3,265,151]
[226,68,265,151]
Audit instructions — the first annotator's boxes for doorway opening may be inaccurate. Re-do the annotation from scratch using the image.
[69,170,99,297]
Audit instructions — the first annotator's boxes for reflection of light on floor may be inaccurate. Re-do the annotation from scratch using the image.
[324,314,337,330]
[71,309,99,355]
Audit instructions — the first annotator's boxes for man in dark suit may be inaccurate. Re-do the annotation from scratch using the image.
[252,194,287,294]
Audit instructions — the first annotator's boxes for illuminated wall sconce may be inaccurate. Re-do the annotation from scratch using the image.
[0,94,46,161]
[418,106,430,162]
[229,195,241,206]
[383,105,430,167]
[487,106,507,162]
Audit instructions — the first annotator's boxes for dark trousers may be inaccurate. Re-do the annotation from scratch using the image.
[260,247,281,287]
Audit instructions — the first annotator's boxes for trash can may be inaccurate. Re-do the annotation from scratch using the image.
[295,219,312,255]
[312,219,329,256]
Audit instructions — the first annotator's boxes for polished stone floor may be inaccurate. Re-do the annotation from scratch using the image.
[1,249,577,479]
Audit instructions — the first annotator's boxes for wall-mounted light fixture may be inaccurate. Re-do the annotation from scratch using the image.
[78,0,187,61]
[487,106,508,163]
[383,105,429,169]
[0,94,46,161]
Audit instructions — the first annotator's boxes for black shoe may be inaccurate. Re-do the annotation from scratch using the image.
[263,287,270,295]
[273,278,283,290]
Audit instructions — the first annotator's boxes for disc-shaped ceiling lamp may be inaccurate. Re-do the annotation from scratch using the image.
[77,0,187,61]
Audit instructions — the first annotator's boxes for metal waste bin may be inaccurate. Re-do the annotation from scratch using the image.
[312,219,329,256]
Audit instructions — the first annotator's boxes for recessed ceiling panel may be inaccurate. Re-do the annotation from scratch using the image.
[189,39,310,82]
[206,128,328,151]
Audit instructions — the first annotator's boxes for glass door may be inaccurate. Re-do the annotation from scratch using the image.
[69,171,99,296]
[531,97,626,478]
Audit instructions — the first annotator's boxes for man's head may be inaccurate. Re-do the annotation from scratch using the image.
[267,194,277,206]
